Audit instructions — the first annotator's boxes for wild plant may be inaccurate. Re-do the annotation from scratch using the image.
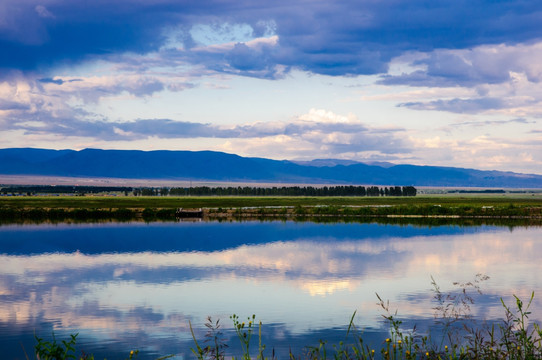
[203,316,228,360]
[498,292,542,359]
[33,331,145,360]
[375,294,418,360]
[431,273,490,353]
[34,332,78,360]
[230,314,267,360]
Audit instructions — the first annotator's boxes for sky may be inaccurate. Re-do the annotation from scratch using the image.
[0,0,541,175]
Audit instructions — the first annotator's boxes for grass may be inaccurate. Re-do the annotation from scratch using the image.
[1,194,542,210]
[0,197,542,225]
[31,276,542,360]
[1,195,541,224]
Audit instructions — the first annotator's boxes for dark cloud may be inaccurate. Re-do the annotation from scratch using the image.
[233,121,370,138]
[422,52,511,85]
[2,0,542,77]
[125,78,165,97]
[38,77,83,85]
[226,43,269,71]
[0,1,171,69]
[15,117,120,140]
[398,97,506,114]
[117,119,239,139]
[1,116,238,140]
[379,49,522,87]
[38,77,65,85]
[452,118,534,128]
[0,99,30,110]
[8,117,373,140]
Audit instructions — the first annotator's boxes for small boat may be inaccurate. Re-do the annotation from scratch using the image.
[175,208,203,218]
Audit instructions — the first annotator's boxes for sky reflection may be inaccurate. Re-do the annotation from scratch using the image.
[1,221,541,359]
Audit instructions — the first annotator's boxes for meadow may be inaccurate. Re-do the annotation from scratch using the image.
[1,193,542,209]
[0,194,541,223]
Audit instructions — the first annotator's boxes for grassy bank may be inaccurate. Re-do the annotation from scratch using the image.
[1,194,542,209]
[0,195,541,223]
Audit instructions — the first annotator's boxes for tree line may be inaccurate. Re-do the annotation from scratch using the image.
[1,185,132,196]
[134,185,417,197]
[1,184,417,197]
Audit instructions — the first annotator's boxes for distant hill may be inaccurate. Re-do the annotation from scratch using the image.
[0,148,541,188]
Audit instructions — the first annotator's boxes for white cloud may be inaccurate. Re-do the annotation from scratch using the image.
[35,5,54,19]
[298,108,357,124]
[192,35,279,53]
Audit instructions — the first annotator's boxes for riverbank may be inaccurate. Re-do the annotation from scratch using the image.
[0,195,541,224]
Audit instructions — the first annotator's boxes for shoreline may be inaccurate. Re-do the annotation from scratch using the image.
[1,203,542,225]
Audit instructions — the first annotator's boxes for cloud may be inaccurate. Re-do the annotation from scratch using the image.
[0,98,30,110]
[381,43,542,88]
[370,43,542,116]
[2,1,542,77]
[398,97,506,114]
[451,118,533,128]
[0,107,410,160]
[33,74,174,103]
[35,5,55,19]
[405,134,542,174]
[38,77,65,85]
[117,119,238,139]
[38,77,83,85]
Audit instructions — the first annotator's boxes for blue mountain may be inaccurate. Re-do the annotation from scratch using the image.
[0,148,541,188]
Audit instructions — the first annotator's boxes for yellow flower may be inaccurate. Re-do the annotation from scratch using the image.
[130,350,134,355]
[386,338,391,343]
[398,340,402,345]
[426,352,429,356]
[445,345,448,352]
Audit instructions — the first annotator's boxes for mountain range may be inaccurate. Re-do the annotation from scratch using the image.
[0,148,541,188]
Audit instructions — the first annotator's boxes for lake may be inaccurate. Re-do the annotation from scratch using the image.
[1,220,542,359]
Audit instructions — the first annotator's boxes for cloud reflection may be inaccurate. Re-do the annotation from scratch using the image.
[1,223,542,356]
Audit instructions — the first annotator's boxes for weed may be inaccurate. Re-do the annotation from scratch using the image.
[35,333,78,360]
[204,316,228,360]
[33,277,542,360]
[230,314,267,360]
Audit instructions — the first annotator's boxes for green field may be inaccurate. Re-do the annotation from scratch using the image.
[1,194,541,224]
[1,194,542,209]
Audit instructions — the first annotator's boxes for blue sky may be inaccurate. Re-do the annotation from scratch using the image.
[1,0,541,174]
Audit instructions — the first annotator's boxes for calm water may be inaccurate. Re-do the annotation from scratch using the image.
[1,220,542,359]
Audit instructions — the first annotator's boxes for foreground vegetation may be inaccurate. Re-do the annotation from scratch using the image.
[32,277,542,360]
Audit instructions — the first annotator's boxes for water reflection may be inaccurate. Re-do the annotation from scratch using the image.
[1,221,542,359]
